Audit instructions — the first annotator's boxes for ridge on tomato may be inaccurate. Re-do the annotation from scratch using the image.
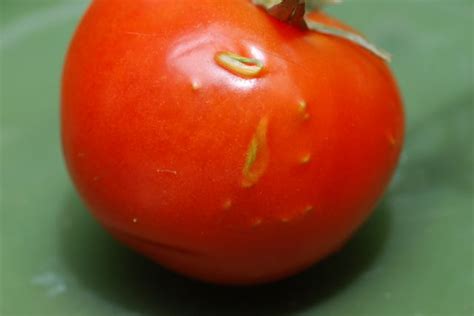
[61,0,404,284]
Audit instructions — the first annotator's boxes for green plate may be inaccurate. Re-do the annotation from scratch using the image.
[1,1,473,315]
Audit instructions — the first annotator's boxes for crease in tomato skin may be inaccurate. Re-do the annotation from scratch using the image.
[106,226,205,257]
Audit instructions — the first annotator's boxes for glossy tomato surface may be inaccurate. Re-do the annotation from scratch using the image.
[61,0,404,284]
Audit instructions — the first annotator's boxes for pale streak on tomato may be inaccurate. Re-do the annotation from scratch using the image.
[156,168,178,175]
[215,52,264,78]
[242,117,269,188]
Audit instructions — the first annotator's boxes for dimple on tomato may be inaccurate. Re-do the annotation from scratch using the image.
[61,0,404,284]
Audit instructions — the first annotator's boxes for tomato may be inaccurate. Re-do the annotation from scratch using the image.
[61,0,404,284]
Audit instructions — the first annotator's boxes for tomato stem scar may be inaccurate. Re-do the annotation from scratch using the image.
[305,20,391,61]
[253,0,391,62]
[215,52,264,78]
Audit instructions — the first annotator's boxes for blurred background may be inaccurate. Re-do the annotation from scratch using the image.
[1,0,473,315]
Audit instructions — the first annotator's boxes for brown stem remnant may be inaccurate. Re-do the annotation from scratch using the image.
[253,0,391,62]
[254,0,308,29]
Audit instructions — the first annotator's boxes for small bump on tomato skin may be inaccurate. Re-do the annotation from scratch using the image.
[251,217,263,227]
[191,80,201,91]
[302,205,314,215]
[92,176,101,182]
[298,100,307,111]
[299,153,312,164]
[222,199,233,210]
[132,218,138,223]
[280,216,291,223]
[297,100,310,120]
[387,132,397,147]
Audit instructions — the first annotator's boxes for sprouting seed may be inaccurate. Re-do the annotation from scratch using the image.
[215,51,264,78]
[242,117,269,188]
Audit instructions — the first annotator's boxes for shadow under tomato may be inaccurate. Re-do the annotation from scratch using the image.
[59,193,392,316]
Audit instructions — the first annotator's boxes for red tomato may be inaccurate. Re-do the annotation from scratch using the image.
[61,0,404,284]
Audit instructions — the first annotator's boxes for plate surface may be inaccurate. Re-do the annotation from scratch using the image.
[1,1,473,315]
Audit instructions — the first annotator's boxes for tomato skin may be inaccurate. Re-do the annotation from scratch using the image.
[61,0,404,284]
